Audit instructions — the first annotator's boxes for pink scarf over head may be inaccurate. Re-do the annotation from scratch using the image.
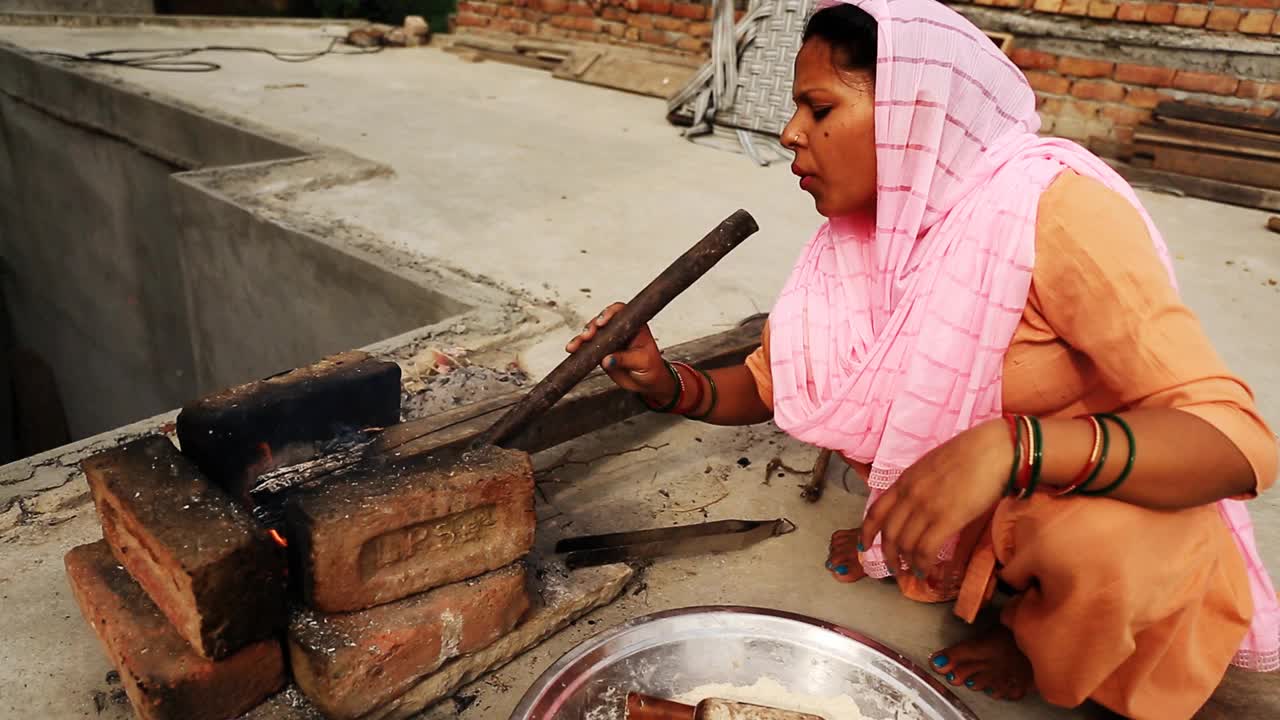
[769,0,1279,671]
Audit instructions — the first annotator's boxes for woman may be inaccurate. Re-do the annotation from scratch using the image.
[566,0,1278,716]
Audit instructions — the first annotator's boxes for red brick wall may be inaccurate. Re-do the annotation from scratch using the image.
[1016,0,1280,35]
[1012,48,1280,153]
[454,0,727,53]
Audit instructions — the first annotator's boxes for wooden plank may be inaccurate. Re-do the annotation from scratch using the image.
[1160,117,1280,147]
[1134,125,1280,162]
[1135,143,1280,191]
[1155,101,1280,137]
[553,49,698,100]
[1113,164,1280,212]
[372,315,767,460]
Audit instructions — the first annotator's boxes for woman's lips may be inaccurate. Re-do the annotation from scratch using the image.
[799,175,816,191]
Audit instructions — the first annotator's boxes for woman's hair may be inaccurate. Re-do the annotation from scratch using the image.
[802,4,879,74]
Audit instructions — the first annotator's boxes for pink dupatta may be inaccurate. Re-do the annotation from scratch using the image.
[768,0,1279,671]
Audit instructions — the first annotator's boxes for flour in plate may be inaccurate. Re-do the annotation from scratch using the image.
[676,677,864,719]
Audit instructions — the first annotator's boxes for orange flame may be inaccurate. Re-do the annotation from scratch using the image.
[268,529,288,548]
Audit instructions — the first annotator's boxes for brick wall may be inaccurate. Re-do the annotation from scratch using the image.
[452,0,1280,157]
[454,0,728,53]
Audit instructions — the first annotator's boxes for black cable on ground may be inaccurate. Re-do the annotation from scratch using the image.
[38,37,383,73]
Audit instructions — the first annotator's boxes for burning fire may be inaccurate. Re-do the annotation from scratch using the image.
[268,528,288,548]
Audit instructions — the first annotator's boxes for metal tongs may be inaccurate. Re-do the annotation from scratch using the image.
[554,518,797,569]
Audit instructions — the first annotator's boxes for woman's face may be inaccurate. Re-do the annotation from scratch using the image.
[783,36,878,218]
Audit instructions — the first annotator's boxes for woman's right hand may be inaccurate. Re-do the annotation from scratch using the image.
[565,302,675,401]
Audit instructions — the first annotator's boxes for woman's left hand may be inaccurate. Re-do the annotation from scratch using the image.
[859,418,1013,575]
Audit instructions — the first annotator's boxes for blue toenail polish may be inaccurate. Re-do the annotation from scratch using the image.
[946,672,956,682]
[825,560,833,570]
[607,357,616,368]
[857,542,866,552]
[836,565,848,575]
[914,569,924,578]
[932,655,948,668]
[965,679,976,688]
[984,689,993,695]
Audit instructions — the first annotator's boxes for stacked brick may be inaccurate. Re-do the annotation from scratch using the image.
[65,351,537,719]
[1009,0,1280,35]
[454,0,727,53]
[1011,48,1280,154]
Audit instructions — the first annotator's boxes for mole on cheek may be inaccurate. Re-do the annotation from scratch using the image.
[824,132,830,138]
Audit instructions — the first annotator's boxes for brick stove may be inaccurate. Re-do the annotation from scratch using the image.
[65,350,545,720]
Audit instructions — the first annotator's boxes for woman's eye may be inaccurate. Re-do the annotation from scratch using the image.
[813,107,832,120]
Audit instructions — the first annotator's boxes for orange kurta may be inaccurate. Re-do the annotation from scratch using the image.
[746,171,1277,718]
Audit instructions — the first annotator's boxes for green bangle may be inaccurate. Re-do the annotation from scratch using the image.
[686,367,718,421]
[1079,413,1135,496]
[1025,415,1043,499]
[645,361,682,414]
[1073,414,1111,494]
[1005,416,1023,497]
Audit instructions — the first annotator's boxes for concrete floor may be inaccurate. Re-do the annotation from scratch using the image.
[0,21,1278,720]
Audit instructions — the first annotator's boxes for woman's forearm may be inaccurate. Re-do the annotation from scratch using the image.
[640,363,773,426]
[1031,409,1255,509]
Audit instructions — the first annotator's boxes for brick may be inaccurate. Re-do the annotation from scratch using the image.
[290,564,529,719]
[286,445,535,613]
[1088,0,1119,17]
[571,16,600,30]
[671,2,706,18]
[363,561,633,720]
[602,19,627,35]
[1060,0,1090,13]
[602,6,628,19]
[1218,0,1280,8]
[1207,7,1244,29]
[81,436,286,660]
[1039,97,1065,116]
[498,5,521,17]
[1032,0,1063,10]
[1010,47,1058,71]
[539,0,568,11]
[1064,99,1102,118]
[1239,10,1276,31]
[471,1,498,14]
[1111,125,1136,144]
[454,13,489,26]
[675,35,709,51]
[511,18,536,32]
[1114,62,1176,87]
[1125,87,1172,108]
[1102,105,1153,126]
[175,351,400,505]
[487,17,515,31]
[567,1,595,15]
[1173,4,1209,25]
[1058,56,1115,78]
[1025,71,1072,95]
[638,0,671,12]
[627,12,655,27]
[624,25,641,39]
[1238,80,1280,101]
[65,541,285,720]
[1275,13,1280,33]
[640,27,672,44]
[1173,70,1240,95]
[1145,3,1176,22]
[687,20,712,36]
[654,15,687,30]
[1116,2,1146,20]
[1072,79,1127,102]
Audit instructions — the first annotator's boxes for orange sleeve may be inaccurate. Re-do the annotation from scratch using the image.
[744,321,775,412]
[1033,172,1277,495]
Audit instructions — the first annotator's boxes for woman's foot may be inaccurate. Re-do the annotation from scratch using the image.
[825,529,867,583]
[930,625,1034,701]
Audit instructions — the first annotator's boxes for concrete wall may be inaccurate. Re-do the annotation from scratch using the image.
[0,44,469,446]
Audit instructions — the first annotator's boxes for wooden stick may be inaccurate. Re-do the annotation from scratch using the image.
[479,209,759,448]
[801,448,833,503]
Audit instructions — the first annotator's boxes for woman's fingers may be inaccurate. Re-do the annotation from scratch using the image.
[566,302,629,353]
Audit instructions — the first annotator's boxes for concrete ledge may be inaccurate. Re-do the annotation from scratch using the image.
[0,11,364,29]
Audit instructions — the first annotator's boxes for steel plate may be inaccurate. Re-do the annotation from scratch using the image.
[510,606,978,720]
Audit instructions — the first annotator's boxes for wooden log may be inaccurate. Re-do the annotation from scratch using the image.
[1159,117,1280,147]
[480,209,759,448]
[1113,163,1280,212]
[372,315,767,461]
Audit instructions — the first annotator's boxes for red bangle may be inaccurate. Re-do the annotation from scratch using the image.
[1054,416,1102,496]
[1013,416,1035,499]
[670,362,703,415]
